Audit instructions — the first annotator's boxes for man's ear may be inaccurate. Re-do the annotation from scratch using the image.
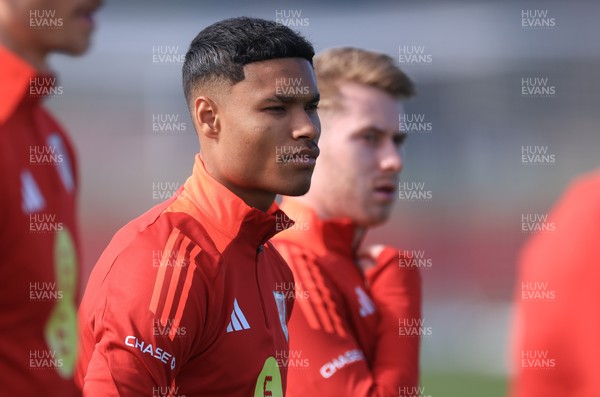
[194,96,221,139]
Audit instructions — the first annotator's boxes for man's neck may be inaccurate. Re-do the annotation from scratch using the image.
[293,195,367,253]
[201,164,275,213]
[352,226,366,253]
[217,180,275,213]
[0,33,48,72]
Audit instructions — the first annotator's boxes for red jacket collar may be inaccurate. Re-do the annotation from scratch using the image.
[276,197,360,259]
[0,45,54,124]
[167,155,292,253]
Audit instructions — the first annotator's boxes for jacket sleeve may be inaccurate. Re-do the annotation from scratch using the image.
[77,235,206,396]
[278,243,421,397]
[363,246,422,395]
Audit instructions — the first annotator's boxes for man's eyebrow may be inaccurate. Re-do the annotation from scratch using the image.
[263,93,320,104]
[359,126,389,134]
[358,126,407,138]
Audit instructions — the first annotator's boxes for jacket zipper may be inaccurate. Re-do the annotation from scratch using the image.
[255,244,270,329]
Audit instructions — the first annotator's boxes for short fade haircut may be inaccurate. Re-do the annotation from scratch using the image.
[314,47,415,109]
[182,17,315,106]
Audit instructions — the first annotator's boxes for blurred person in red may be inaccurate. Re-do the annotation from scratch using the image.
[272,47,421,396]
[0,0,101,395]
[510,169,600,396]
[76,17,320,396]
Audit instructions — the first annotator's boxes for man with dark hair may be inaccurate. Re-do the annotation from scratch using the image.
[272,47,420,396]
[75,17,320,396]
[0,0,101,395]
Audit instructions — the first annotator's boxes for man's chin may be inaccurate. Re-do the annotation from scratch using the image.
[276,179,312,197]
[57,38,91,56]
[359,206,394,227]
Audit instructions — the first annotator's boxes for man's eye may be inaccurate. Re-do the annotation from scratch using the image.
[393,134,407,147]
[265,106,285,111]
[363,133,379,143]
[306,103,319,112]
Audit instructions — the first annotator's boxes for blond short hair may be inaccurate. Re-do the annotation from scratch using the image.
[314,47,414,109]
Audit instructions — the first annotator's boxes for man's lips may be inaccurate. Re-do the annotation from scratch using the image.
[291,147,319,167]
[373,181,397,194]
[276,142,320,167]
[373,179,399,202]
[298,146,320,160]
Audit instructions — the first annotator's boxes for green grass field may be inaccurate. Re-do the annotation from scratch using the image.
[421,372,507,397]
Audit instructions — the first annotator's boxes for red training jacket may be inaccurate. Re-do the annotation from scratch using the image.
[0,45,81,396]
[76,155,295,396]
[511,169,600,397]
[272,198,421,397]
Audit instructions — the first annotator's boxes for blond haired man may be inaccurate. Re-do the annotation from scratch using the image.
[273,47,421,397]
